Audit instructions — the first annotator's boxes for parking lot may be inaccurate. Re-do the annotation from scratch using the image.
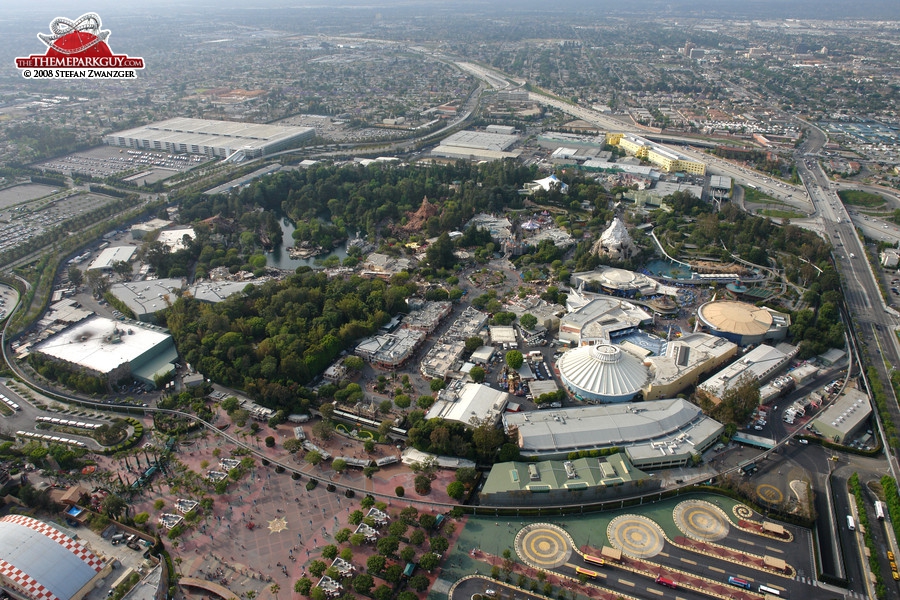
[37,145,209,181]
[0,192,115,255]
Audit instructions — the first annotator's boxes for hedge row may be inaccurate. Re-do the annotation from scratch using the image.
[99,418,144,455]
[849,473,885,598]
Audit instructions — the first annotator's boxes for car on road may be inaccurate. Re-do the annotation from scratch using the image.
[798,439,808,445]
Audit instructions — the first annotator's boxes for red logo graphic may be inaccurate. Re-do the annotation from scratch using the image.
[15,13,144,79]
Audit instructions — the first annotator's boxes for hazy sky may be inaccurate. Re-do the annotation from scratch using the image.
[6,0,900,20]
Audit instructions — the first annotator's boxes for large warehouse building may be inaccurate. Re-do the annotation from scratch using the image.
[0,515,110,600]
[697,300,790,346]
[643,333,738,400]
[33,316,178,389]
[105,118,315,160]
[503,399,723,468]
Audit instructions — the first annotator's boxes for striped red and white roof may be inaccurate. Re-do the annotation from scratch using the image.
[0,515,103,600]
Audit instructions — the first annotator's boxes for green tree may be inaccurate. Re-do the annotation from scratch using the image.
[520,313,538,330]
[377,535,400,556]
[373,585,393,600]
[419,552,440,571]
[410,529,426,546]
[469,366,486,383]
[294,579,312,596]
[395,486,405,497]
[417,395,435,410]
[408,574,430,592]
[265,436,275,447]
[335,528,351,543]
[308,560,327,578]
[394,394,412,409]
[101,493,127,519]
[349,510,364,525]
[367,554,386,574]
[447,481,465,500]
[400,545,416,563]
[322,545,338,560]
[332,458,348,473]
[505,350,523,370]
[430,378,445,392]
[353,574,374,595]
[465,336,484,353]
[305,450,323,466]
[429,536,449,554]
[384,564,403,583]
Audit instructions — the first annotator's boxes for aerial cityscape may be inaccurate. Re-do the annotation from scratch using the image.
[3,2,900,600]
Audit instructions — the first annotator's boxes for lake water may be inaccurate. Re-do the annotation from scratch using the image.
[644,258,693,280]
[266,217,349,270]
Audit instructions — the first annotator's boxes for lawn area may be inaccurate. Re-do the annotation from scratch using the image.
[743,187,777,203]
[839,189,885,208]
[758,209,807,219]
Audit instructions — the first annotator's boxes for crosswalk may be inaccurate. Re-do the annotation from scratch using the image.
[794,576,866,599]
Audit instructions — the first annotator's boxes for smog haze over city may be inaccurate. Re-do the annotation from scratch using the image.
[3,2,900,600]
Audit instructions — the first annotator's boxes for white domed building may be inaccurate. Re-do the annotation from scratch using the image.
[556,343,650,403]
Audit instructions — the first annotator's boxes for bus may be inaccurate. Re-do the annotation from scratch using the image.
[876,501,887,521]
[655,576,677,589]
[583,555,605,567]
[758,584,781,596]
[727,576,752,590]
[575,567,598,579]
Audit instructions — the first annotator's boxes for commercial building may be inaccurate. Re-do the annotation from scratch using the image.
[426,382,509,427]
[354,329,424,370]
[697,300,790,346]
[571,268,658,298]
[86,246,136,272]
[697,343,796,404]
[0,515,115,600]
[33,316,177,389]
[642,333,738,401]
[420,340,465,379]
[558,297,652,346]
[479,454,659,506]
[105,117,315,160]
[557,344,650,403]
[403,301,452,333]
[607,133,706,175]
[465,214,513,243]
[187,281,249,303]
[811,388,871,444]
[503,399,723,468]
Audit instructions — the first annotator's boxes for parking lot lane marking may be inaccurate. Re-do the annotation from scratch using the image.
[708,566,725,573]
[658,551,669,557]
[619,579,635,587]
[680,558,697,565]
[765,546,784,554]
[644,587,664,596]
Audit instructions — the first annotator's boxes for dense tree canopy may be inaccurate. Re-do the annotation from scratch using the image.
[163,270,414,409]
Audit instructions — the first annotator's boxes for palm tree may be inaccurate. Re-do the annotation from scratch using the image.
[269,584,280,600]
[246,591,256,600]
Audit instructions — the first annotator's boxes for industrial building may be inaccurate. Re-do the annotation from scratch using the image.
[86,246,136,272]
[156,227,195,253]
[503,399,723,468]
[33,316,177,389]
[130,218,171,240]
[642,333,738,401]
[558,297,652,346]
[811,388,871,444]
[104,117,315,160]
[0,515,114,600]
[607,133,706,175]
[697,300,790,346]
[426,382,509,427]
[432,130,521,161]
[697,343,796,404]
[187,281,250,303]
[479,454,659,506]
[109,279,181,322]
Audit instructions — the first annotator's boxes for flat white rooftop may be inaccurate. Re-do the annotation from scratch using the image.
[87,246,136,270]
[35,316,172,375]
[107,118,314,153]
[157,227,196,252]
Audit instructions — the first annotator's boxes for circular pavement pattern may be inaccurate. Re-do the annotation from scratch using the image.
[607,515,665,558]
[756,483,784,505]
[515,523,573,569]
[733,504,754,520]
[673,500,730,542]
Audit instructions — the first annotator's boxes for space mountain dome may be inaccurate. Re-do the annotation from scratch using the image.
[556,343,649,402]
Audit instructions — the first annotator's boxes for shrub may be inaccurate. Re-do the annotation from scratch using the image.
[395,486,405,497]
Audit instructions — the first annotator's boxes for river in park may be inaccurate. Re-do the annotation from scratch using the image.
[266,217,349,270]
